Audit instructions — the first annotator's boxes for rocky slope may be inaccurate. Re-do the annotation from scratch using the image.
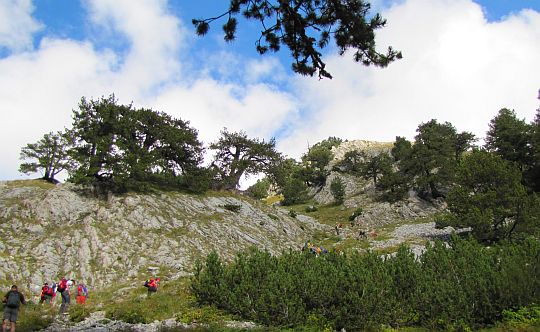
[0,180,329,290]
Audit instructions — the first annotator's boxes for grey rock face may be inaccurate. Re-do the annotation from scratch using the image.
[0,182,329,288]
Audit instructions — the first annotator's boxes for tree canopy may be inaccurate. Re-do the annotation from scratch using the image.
[70,95,204,192]
[19,130,73,183]
[193,0,401,79]
[438,150,530,242]
[209,128,281,190]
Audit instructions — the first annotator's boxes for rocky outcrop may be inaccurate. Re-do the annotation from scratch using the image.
[0,181,330,290]
[329,140,393,168]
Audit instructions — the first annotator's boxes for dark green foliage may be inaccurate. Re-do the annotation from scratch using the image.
[330,177,345,204]
[210,129,281,190]
[222,204,241,213]
[246,178,271,199]
[281,177,309,206]
[527,107,540,191]
[410,120,469,199]
[19,130,73,182]
[69,95,204,193]
[502,305,540,327]
[304,205,318,212]
[485,108,531,170]
[192,237,540,330]
[288,209,297,218]
[301,137,342,187]
[193,0,401,79]
[438,150,532,241]
[348,207,363,221]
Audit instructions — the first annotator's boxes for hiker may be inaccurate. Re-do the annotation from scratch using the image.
[144,277,160,297]
[2,285,26,332]
[50,282,57,305]
[57,278,70,313]
[39,283,53,304]
[76,283,88,305]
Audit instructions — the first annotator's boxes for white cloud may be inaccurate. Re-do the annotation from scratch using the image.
[0,0,297,182]
[0,0,42,52]
[2,0,539,187]
[278,0,540,159]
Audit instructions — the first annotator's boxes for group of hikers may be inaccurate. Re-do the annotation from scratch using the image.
[1,278,88,332]
[2,275,159,332]
[39,278,89,311]
[302,242,329,256]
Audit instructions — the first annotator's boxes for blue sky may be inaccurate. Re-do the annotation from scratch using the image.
[1,0,540,183]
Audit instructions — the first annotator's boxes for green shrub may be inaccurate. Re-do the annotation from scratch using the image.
[106,307,148,324]
[16,303,55,331]
[288,210,297,218]
[69,304,92,323]
[348,207,363,221]
[246,178,271,199]
[221,204,241,213]
[330,177,345,205]
[305,205,318,212]
[502,305,540,327]
[192,237,540,331]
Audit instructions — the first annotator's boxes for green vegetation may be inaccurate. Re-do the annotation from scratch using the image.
[193,237,540,331]
[18,130,72,183]
[221,204,242,213]
[5,179,56,190]
[16,303,55,331]
[209,129,281,190]
[329,177,345,205]
[193,0,401,79]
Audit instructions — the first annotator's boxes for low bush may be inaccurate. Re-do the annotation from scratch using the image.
[305,205,318,213]
[192,237,540,331]
[16,303,55,331]
[348,207,363,221]
[221,204,241,213]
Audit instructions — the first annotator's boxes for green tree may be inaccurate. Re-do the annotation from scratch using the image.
[193,0,401,79]
[19,130,73,182]
[437,150,529,241]
[359,152,392,186]
[376,137,413,202]
[410,120,472,199]
[302,137,342,187]
[330,176,345,204]
[336,150,363,173]
[281,177,309,205]
[526,107,540,191]
[485,108,531,171]
[246,178,271,199]
[70,95,204,192]
[210,129,281,190]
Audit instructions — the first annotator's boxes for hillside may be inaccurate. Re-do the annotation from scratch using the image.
[0,180,329,289]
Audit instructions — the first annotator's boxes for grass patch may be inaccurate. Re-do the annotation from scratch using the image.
[263,195,283,205]
[5,179,56,190]
[97,277,232,325]
[288,201,358,227]
[16,303,56,331]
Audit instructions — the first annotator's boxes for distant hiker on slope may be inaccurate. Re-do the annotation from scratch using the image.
[2,285,26,332]
[144,277,160,297]
[76,283,88,305]
[57,278,70,314]
[39,283,53,304]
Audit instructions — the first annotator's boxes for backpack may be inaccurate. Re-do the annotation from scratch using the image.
[6,292,20,308]
[58,279,67,292]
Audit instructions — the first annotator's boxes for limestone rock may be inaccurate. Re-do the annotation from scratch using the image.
[0,181,330,288]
